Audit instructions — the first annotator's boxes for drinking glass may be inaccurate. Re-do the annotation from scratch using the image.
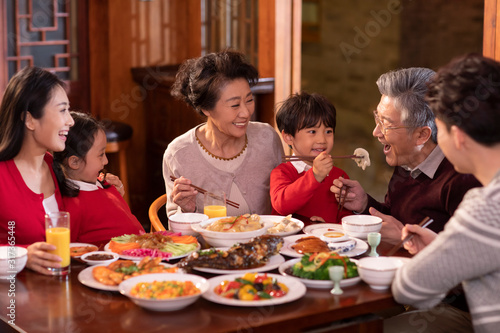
[203,190,227,219]
[45,211,71,276]
[367,232,381,257]
[328,266,344,295]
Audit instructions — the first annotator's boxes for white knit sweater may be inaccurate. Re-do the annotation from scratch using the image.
[392,170,500,333]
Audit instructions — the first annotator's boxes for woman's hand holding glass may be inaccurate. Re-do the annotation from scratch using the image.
[171,176,198,213]
[26,242,62,275]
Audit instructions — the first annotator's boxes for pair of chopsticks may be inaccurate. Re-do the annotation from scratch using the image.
[335,185,348,223]
[282,155,362,162]
[385,216,435,256]
[169,176,240,209]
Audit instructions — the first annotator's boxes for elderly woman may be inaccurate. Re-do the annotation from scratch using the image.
[0,66,75,274]
[163,50,284,217]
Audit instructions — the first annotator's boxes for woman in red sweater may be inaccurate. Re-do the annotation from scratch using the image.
[0,67,75,274]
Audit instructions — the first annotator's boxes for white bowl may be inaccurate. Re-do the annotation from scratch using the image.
[119,273,209,311]
[327,239,357,253]
[191,217,269,247]
[0,246,28,279]
[342,215,382,239]
[81,251,119,266]
[169,213,209,236]
[357,257,409,290]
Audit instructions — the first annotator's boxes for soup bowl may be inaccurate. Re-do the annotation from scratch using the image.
[0,246,28,279]
[341,215,382,239]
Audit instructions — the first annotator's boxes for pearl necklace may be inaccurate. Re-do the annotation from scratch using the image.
[196,134,248,161]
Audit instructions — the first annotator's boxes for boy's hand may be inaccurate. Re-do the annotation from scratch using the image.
[312,152,333,183]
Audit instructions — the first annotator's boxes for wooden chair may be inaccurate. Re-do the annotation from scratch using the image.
[148,194,167,232]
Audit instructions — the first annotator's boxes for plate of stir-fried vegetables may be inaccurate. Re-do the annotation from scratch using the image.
[278,253,360,289]
[105,231,200,261]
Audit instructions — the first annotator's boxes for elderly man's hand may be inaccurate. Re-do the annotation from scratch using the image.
[330,177,368,213]
[369,207,404,245]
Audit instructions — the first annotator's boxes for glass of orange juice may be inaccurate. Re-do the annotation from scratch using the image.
[45,211,71,276]
[203,191,227,219]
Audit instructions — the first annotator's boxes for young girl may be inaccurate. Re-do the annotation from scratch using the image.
[53,112,144,246]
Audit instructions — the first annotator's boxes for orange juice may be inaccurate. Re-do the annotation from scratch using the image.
[46,227,70,267]
[204,205,227,219]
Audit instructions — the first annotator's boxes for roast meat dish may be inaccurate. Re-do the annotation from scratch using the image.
[177,235,283,272]
[291,236,330,254]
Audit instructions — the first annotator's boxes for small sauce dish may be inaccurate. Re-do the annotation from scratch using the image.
[320,231,349,243]
[81,251,119,266]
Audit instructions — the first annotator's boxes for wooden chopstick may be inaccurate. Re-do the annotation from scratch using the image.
[335,185,348,223]
[169,176,240,209]
[282,154,362,162]
[385,217,434,256]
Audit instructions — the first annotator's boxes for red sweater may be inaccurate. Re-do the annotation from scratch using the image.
[365,157,481,233]
[0,154,64,246]
[64,185,145,246]
[270,162,352,223]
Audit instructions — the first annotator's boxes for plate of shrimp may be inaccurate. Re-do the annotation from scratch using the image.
[78,256,180,291]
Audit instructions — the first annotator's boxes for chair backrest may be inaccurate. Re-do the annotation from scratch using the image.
[149,194,167,232]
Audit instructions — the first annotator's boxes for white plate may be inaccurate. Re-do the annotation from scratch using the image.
[70,243,99,259]
[104,242,200,261]
[202,273,306,307]
[261,215,304,236]
[77,263,179,292]
[280,234,368,258]
[303,223,345,236]
[278,258,361,289]
[193,254,285,274]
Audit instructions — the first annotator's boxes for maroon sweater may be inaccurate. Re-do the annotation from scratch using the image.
[365,157,481,233]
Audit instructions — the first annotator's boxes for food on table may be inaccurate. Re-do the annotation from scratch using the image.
[353,148,371,170]
[290,252,358,280]
[205,214,263,232]
[267,215,300,234]
[92,256,178,286]
[178,235,283,272]
[214,273,289,300]
[109,231,198,259]
[291,236,330,254]
[70,245,98,257]
[130,280,201,299]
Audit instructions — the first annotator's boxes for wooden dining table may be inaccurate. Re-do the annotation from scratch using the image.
[0,222,411,333]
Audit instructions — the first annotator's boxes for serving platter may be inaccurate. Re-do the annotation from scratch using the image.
[280,234,368,258]
[193,254,285,275]
[104,242,200,261]
[202,273,306,307]
[78,263,179,292]
[278,258,361,289]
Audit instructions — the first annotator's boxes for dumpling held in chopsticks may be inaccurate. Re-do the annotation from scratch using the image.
[353,148,370,170]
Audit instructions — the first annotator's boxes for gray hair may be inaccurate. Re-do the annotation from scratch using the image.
[376,67,437,143]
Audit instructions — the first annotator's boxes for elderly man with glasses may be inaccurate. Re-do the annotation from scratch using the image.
[331,67,481,244]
